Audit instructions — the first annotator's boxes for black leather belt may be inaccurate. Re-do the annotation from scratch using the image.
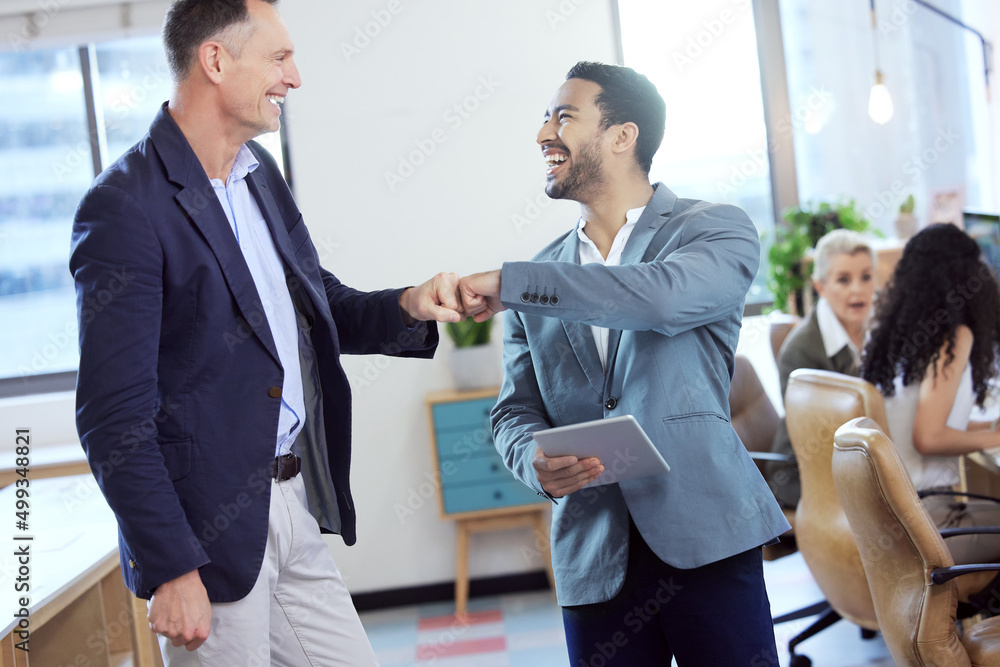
[273,454,302,481]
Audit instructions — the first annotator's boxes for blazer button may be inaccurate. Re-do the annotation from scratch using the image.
[605,397,618,410]
[268,387,282,398]
[530,293,540,303]
[128,559,136,569]
[521,292,532,303]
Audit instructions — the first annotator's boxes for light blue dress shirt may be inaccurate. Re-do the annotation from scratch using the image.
[212,145,304,457]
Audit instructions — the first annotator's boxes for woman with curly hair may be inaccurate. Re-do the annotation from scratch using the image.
[862,223,1000,564]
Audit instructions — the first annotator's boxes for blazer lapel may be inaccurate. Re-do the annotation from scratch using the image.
[604,184,677,368]
[244,168,327,316]
[150,107,281,366]
[554,232,606,397]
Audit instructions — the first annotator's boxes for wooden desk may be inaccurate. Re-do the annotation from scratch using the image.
[0,475,161,667]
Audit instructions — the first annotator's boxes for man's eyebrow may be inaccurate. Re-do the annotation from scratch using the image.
[544,104,581,118]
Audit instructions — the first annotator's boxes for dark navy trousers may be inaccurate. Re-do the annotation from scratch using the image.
[562,519,779,666]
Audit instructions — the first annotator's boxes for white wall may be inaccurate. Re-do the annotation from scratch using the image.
[278,0,619,593]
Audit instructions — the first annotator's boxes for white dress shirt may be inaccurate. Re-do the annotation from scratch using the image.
[212,145,304,457]
[815,297,860,366]
[576,206,646,371]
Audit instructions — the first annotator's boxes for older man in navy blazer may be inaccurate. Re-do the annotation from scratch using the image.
[461,62,789,665]
[71,1,462,665]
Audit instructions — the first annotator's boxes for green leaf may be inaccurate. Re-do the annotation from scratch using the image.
[445,318,494,348]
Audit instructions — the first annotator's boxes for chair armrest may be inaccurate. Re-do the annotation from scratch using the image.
[931,563,1000,585]
[749,452,795,463]
[940,526,1000,539]
[918,489,1000,504]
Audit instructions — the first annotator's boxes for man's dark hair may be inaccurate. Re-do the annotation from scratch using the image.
[162,0,278,82]
[565,61,666,174]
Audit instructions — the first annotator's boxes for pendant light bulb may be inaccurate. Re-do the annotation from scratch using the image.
[868,70,894,125]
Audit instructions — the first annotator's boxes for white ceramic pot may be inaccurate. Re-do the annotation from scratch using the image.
[449,345,502,391]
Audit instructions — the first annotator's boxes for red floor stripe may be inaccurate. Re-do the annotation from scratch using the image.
[418,609,503,630]
[416,636,507,659]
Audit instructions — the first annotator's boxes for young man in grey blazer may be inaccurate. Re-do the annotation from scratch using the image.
[460,62,788,665]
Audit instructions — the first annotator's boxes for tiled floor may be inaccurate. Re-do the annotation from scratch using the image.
[359,551,895,667]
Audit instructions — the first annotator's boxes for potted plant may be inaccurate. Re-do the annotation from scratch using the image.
[445,318,501,390]
[895,194,917,239]
[766,200,877,314]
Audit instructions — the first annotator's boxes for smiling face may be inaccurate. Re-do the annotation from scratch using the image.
[814,251,875,333]
[537,78,610,203]
[219,0,301,141]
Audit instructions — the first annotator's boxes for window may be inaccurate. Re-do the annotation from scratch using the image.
[779,0,994,226]
[0,36,289,396]
[617,0,776,305]
[0,47,89,388]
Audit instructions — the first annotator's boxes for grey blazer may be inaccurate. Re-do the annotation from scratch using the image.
[491,183,790,606]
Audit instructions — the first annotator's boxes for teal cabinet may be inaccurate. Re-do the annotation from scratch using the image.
[426,389,546,518]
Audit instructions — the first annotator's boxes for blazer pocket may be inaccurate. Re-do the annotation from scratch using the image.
[660,412,734,450]
[159,437,192,481]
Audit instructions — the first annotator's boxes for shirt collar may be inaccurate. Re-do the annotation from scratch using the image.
[575,205,646,250]
[217,144,261,186]
[816,297,858,359]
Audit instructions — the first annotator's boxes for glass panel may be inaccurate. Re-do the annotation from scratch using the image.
[780,0,993,230]
[95,35,174,169]
[618,0,776,304]
[0,48,90,383]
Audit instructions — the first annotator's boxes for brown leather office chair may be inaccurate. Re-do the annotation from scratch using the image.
[833,418,1000,666]
[780,369,886,666]
[730,354,780,469]
[769,313,801,364]
[729,354,795,555]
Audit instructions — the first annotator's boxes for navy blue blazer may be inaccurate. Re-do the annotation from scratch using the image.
[70,104,437,601]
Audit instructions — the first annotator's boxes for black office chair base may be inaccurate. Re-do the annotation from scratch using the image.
[787,607,842,667]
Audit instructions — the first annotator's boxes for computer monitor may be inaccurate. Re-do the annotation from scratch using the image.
[964,210,1000,277]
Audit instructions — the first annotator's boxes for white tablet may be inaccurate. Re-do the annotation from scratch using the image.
[532,415,670,488]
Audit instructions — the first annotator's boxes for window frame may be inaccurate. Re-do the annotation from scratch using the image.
[0,37,293,399]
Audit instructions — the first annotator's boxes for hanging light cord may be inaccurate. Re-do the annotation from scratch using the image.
[909,0,992,101]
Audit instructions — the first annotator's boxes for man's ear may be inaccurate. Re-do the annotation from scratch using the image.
[198,41,226,84]
[610,122,639,156]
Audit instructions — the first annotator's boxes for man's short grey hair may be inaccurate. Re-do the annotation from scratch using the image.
[163,0,278,83]
[813,229,875,283]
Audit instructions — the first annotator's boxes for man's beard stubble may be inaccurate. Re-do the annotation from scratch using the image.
[545,137,605,202]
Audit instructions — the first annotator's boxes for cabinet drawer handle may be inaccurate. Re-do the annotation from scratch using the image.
[490,463,499,472]
[493,490,503,500]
